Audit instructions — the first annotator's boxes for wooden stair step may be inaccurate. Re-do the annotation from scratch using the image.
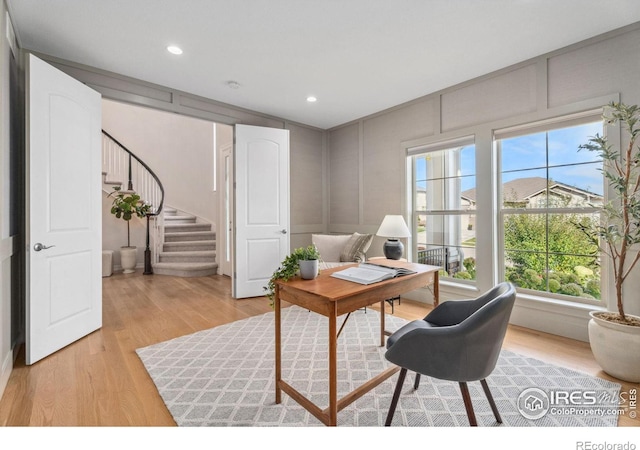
[164,223,211,233]
[164,215,197,224]
[164,231,215,242]
[163,240,216,252]
[158,250,216,263]
[152,262,218,278]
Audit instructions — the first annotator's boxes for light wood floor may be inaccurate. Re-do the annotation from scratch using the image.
[0,271,637,426]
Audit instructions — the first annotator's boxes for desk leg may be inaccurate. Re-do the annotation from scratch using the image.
[380,299,385,347]
[275,285,281,404]
[328,303,338,426]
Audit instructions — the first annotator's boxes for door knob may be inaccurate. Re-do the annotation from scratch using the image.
[33,243,55,252]
[280,229,287,234]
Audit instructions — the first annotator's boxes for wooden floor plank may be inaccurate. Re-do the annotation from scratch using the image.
[0,270,637,426]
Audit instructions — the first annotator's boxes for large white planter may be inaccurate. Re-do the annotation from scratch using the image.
[120,246,138,274]
[588,311,640,383]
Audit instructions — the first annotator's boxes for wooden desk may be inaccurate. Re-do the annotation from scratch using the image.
[274,259,439,426]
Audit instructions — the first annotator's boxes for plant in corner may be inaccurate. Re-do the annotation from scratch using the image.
[574,101,640,382]
[109,186,151,273]
[264,245,321,307]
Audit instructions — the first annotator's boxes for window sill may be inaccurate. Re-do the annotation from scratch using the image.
[515,291,606,316]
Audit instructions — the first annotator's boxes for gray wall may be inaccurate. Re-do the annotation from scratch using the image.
[326,23,640,340]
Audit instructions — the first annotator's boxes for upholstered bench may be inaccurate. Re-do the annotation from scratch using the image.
[312,232,373,270]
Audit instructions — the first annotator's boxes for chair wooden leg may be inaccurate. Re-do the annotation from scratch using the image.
[385,368,407,426]
[413,373,421,390]
[480,379,502,423]
[459,382,477,426]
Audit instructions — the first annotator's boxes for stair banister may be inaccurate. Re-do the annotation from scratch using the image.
[102,130,165,274]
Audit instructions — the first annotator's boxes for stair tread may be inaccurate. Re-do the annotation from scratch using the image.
[153,262,218,269]
[165,215,196,221]
[163,239,216,244]
[164,222,211,233]
[159,250,216,255]
[164,230,214,234]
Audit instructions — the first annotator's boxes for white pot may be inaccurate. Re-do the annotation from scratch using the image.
[120,246,138,274]
[588,311,640,382]
[299,259,319,280]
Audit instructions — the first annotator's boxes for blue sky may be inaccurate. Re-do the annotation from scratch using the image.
[415,121,603,195]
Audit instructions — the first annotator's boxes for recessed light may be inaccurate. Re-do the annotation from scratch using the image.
[307,96,317,103]
[167,45,183,55]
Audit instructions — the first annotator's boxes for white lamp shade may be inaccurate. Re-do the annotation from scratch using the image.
[376,215,411,238]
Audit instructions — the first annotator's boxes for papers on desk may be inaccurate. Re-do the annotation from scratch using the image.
[330,263,416,285]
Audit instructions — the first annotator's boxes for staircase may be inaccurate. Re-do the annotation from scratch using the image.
[153,207,218,277]
[102,130,218,277]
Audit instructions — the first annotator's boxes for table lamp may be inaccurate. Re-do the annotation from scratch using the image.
[376,215,411,260]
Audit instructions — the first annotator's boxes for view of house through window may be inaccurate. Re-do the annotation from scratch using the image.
[410,142,476,281]
[409,116,605,304]
[497,119,603,302]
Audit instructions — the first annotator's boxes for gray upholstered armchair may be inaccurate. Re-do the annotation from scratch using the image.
[384,282,516,426]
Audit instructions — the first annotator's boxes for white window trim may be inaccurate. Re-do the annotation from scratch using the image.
[495,115,606,308]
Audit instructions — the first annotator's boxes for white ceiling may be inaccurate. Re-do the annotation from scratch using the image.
[7,0,640,129]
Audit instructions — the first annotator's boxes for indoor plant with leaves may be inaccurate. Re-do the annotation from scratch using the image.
[109,186,151,273]
[575,101,640,382]
[264,245,321,306]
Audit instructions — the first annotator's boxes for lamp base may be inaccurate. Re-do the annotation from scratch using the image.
[383,239,404,260]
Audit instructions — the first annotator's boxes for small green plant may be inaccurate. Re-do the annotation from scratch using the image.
[109,186,151,247]
[264,245,321,307]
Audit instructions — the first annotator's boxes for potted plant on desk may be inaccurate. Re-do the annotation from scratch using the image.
[264,245,321,307]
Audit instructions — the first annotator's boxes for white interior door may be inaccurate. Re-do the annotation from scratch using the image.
[26,54,102,364]
[233,124,289,298]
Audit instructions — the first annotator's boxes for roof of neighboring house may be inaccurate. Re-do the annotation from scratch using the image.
[461,176,603,204]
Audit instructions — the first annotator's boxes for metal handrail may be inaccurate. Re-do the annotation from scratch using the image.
[102,130,165,274]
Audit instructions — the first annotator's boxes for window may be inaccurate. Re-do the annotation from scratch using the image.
[497,119,603,303]
[410,141,476,281]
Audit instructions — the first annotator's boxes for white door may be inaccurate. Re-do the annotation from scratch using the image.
[233,124,290,298]
[26,54,102,364]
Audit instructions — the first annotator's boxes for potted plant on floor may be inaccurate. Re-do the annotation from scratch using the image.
[264,245,321,306]
[575,101,640,382]
[109,186,151,274]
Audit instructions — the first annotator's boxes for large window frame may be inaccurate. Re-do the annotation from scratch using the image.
[495,112,605,306]
[408,137,477,284]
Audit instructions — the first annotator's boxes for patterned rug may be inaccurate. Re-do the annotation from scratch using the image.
[136,306,622,427]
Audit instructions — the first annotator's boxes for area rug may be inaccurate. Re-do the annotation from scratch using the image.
[136,306,622,427]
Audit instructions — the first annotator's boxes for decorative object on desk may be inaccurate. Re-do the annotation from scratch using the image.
[376,215,411,260]
[136,306,622,427]
[109,186,151,273]
[331,263,416,285]
[574,102,640,382]
[264,245,321,306]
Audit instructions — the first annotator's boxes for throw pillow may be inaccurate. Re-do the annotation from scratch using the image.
[312,234,353,262]
[340,232,374,263]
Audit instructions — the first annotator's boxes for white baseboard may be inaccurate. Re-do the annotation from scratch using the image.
[0,347,14,402]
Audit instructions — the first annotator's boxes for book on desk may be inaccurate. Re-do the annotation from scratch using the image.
[330,262,416,285]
